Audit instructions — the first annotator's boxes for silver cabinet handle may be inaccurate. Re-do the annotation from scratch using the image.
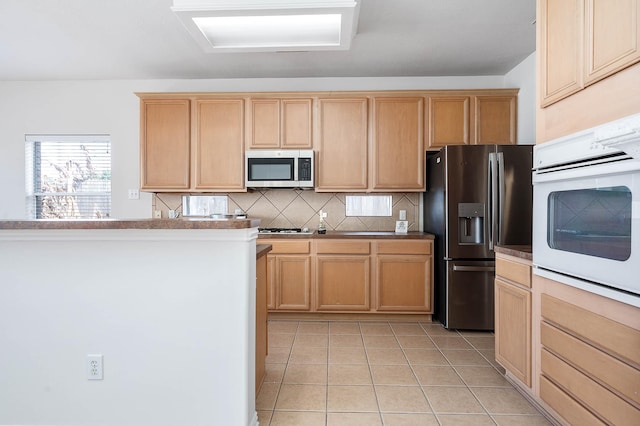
[452,265,496,272]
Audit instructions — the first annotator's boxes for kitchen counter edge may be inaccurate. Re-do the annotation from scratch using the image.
[256,244,272,259]
[494,245,532,261]
[0,218,261,230]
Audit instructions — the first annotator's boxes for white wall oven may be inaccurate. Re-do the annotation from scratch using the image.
[533,113,640,308]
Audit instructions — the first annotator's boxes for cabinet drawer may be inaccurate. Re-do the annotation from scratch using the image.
[541,294,640,366]
[496,257,531,287]
[540,376,606,426]
[262,240,310,254]
[541,349,640,425]
[541,322,640,406]
[376,240,432,255]
[316,240,370,254]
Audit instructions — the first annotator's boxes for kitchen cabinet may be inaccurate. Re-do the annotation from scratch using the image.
[427,96,471,148]
[315,98,369,191]
[534,274,640,425]
[374,240,433,312]
[371,97,425,191]
[259,240,311,311]
[247,98,313,149]
[474,95,517,145]
[193,99,245,191]
[255,248,268,393]
[139,99,191,191]
[315,240,370,311]
[539,0,640,107]
[495,253,532,387]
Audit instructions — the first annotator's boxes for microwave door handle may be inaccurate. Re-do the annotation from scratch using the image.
[497,152,505,245]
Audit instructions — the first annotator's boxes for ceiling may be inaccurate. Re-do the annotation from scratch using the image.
[0,0,536,81]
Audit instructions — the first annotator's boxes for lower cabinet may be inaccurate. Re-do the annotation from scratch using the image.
[255,252,268,393]
[494,253,532,387]
[261,240,311,311]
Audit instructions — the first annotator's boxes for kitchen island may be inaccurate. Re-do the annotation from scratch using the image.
[0,219,261,426]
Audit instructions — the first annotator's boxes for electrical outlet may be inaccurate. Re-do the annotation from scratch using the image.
[321,212,327,218]
[128,189,140,200]
[87,354,103,380]
[399,210,407,220]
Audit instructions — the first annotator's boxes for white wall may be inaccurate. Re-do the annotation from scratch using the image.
[0,73,536,220]
[505,52,537,144]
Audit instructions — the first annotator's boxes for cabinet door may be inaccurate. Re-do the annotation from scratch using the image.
[375,255,432,312]
[585,0,640,85]
[140,99,191,190]
[316,256,370,311]
[255,254,268,393]
[372,97,424,191]
[316,98,368,191]
[266,255,276,310]
[193,99,245,191]
[495,278,531,386]
[427,96,471,149]
[248,99,280,148]
[281,99,313,148]
[474,96,517,145]
[276,255,311,310]
[539,0,584,106]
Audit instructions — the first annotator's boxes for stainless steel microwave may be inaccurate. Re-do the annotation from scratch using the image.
[245,150,314,188]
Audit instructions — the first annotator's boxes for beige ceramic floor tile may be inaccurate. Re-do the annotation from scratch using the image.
[256,410,273,425]
[264,363,286,383]
[492,414,554,425]
[269,321,299,333]
[404,349,449,365]
[366,348,408,365]
[268,333,295,348]
[430,336,474,349]
[472,387,540,415]
[370,364,418,385]
[329,322,361,335]
[362,335,400,348]
[422,386,485,414]
[454,366,511,387]
[420,323,456,336]
[289,345,328,364]
[396,335,436,349]
[293,333,329,348]
[327,412,383,426]
[283,363,328,384]
[381,413,439,426]
[441,350,491,366]
[329,346,368,364]
[391,323,427,335]
[458,330,494,337]
[270,411,326,426]
[464,336,496,350]
[478,349,503,369]
[330,334,364,347]
[411,365,465,386]
[275,384,327,411]
[256,382,280,410]
[297,321,329,334]
[265,346,291,364]
[327,385,379,412]
[360,322,394,335]
[328,364,372,385]
[437,414,495,425]
[375,385,431,413]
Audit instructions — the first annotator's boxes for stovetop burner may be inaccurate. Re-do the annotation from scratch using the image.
[258,227,303,234]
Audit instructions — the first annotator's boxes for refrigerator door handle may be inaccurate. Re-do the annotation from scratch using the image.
[488,152,498,250]
[452,265,496,272]
[497,152,505,245]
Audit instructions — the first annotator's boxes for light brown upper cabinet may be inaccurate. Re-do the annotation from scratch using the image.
[192,99,245,191]
[539,0,640,107]
[371,97,425,191]
[315,98,369,191]
[140,99,191,191]
[247,98,313,149]
[474,96,517,145]
[427,96,472,148]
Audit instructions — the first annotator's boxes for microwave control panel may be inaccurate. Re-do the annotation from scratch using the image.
[298,158,312,181]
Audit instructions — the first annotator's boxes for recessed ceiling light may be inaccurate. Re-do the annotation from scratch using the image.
[171,0,360,53]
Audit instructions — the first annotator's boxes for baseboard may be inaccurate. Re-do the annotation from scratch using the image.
[267,312,433,322]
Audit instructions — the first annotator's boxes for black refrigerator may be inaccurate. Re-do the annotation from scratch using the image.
[424,145,533,330]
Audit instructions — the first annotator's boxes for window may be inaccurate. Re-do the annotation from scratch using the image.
[25,135,111,219]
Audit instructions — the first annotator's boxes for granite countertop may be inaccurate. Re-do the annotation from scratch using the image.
[256,244,272,258]
[495,245,532,261]
[0,218,261,230]
[257,231,434,240]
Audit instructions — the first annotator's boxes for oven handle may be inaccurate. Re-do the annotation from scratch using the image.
[452,265,496,272]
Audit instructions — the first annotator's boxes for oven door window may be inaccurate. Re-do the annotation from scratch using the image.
[548,186,631,261]
[247,158,294,181]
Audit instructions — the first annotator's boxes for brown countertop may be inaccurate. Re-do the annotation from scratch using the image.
[256,244,272,259]
[257,231,434,240]
[0,218,261,230]
[495,245,532,261]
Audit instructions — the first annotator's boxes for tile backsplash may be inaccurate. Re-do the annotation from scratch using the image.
[153,190,420,232]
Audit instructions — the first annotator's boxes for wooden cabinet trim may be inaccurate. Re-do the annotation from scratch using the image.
[496,257,531,288]
[316,240,370,254]
[376,240,432,255]
[267,240,311,254]
[540,375,607,426]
